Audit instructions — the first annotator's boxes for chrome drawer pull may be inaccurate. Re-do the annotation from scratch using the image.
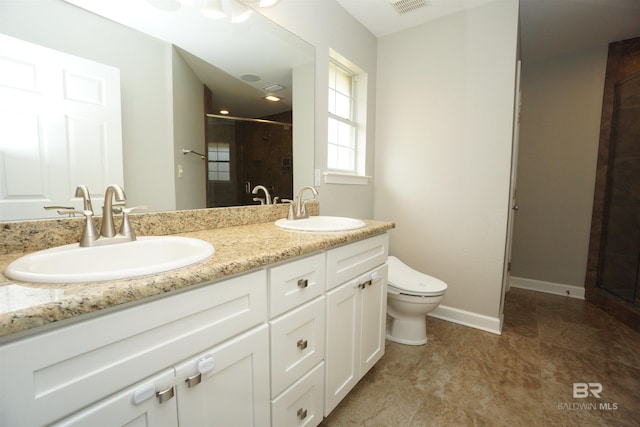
[186,373,202,388]
[297,339,308,350]
[156,386,175,404]
[297,408,308,420]
[297,278,309,288]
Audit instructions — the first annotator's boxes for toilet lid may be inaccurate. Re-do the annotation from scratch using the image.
[387,256,447,296]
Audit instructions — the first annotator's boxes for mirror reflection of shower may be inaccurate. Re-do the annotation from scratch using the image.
[205,113,293,208]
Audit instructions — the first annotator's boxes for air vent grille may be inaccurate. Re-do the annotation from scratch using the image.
[389,0,430,15]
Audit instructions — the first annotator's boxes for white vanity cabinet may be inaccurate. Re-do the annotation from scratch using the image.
[268,253,326,427]
[0,270,269,427]
[324,234,389,416]
[0,231,391,426]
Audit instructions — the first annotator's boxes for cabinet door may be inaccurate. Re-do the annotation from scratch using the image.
[324,280,360,416]
[359,264,388,375]
[52,368,177,427]
[175,325,270,427]
[324,263,388,416]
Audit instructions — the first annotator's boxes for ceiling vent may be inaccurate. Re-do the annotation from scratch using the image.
[389,0,430,15]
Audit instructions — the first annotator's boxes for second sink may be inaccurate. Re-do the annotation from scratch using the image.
[275,216,366,232]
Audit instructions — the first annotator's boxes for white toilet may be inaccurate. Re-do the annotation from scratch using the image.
[386,256,448,345]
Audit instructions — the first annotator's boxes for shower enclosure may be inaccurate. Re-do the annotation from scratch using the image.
[586,36,640,331]
[205,112,293,207]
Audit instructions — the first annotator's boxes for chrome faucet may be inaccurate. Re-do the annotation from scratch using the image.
[101,184,127,238]
[56,184,145,247]
[75,185,94,212]
[252,185,272,205]
[286,186,318,220]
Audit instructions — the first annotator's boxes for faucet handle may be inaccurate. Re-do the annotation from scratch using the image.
[281,199,296,220]
[57,209,99,246]
[122,206,148,214]
[44,205,74,216]
[56,208,93,217]
[119,206,147,239]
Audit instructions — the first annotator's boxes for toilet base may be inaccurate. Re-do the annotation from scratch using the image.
[386,315,428,346]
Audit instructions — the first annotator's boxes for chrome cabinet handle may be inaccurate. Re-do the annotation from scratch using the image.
[297,408,308,420]
[357,279,372,289]
[297,339,308,350]
[297,278,309,288]
[156,386,175,404]
[186,373,202,388]
[186,354,215,388]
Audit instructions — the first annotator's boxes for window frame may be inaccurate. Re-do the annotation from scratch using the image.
[325,50,369,185]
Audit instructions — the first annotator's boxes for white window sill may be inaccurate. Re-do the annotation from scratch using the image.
[323,171,370,185]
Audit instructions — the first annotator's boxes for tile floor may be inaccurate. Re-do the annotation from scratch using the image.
[320,287,640,426]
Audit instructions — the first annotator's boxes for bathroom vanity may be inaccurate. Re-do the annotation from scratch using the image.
[0,206,392,426]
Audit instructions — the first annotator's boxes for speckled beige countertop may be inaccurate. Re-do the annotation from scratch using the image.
[0,204,394,341]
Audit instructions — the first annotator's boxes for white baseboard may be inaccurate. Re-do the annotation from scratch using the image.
[510,276,585,300]
[428,305,502,335]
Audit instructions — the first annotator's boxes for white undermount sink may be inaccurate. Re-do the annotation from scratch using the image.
[275,216,366,232]
[4,236,215,284]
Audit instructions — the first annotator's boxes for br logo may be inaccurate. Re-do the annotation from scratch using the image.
[573,383,602,399]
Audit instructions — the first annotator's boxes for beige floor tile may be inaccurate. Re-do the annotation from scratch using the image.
[321,289,640,427]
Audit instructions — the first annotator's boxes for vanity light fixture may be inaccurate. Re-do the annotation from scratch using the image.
[264,95,280,102]
[200,0,226,19]
[228,0,253,22]
[148,0,278,22]
[146,0,182,11]
[242,0,281,7]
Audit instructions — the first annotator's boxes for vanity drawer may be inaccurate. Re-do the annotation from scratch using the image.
[271,362,324,427]
[326,234,389,291]
[269,253,325,318]
[0,270,267,427]
[270,296,325,397]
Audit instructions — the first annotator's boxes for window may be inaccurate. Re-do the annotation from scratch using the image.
[326,50,368,184]
[207,142,230,181]
[328,60,356,172]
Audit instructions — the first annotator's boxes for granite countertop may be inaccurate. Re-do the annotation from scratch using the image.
[0,219,394,341]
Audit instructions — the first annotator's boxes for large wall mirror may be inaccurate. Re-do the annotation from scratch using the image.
[0,0,315,221]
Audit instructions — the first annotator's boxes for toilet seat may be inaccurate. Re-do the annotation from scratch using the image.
[387,256,447,297]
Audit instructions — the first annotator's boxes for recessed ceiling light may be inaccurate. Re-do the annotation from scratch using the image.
[219,109,230,115]
[264,95,280,102]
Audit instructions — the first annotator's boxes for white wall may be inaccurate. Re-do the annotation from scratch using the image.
[259,0,378,219]
[374,0,519,327]
[172,48,206,211]
[511,46,607,287]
